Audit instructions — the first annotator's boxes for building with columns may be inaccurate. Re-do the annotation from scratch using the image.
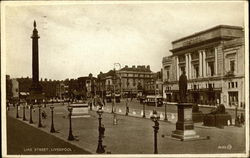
[162,25,245,109]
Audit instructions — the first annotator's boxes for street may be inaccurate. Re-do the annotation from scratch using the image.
[6,102,246,154]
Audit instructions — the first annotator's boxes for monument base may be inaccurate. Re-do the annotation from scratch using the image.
[171,103,201,141]
[172,130,200,141]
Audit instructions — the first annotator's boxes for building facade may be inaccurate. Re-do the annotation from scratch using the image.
[97,65,156,96]
[162,25,245,109]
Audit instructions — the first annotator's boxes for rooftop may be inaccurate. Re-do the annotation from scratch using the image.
[172,25,243,44]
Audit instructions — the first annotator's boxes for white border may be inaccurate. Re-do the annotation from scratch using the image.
[1,1,249,158]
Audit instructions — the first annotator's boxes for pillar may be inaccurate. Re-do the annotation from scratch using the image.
[202,50,206,77]
[199,51,203,77]
[188,53,192,79]
[185,54,188,78]
[214,47,218,76]
[176,56,179,80]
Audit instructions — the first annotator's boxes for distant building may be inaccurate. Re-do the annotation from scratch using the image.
[97,65,156,96]
[162,25,245,109]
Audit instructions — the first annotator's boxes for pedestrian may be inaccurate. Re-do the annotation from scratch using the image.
[240,113,245,125]
[42,110,47,119]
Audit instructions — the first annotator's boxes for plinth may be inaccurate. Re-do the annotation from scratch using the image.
[172,103,200,141]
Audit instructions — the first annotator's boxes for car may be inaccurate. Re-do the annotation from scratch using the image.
[145,95,163,106]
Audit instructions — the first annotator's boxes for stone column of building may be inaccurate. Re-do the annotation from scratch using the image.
[214,47,218,76]
[202,50,206,77]
[199,51,203,77]
[176,56,179,80]
[188,53,192,79]
[185,54,189,79]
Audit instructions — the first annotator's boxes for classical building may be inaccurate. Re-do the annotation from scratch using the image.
[162,25,245,109]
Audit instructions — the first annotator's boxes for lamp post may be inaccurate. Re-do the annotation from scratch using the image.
[29,104,33,124]
[50,105,56,133]
[16,102,19,118]
[96,106,105,154]
[125,97,129,116]
[142,100,146,118]
[38,103,43,128]
[22,102,27,121]
[67,106,74,141]
[164,102,168,121]
[150,110,160,154]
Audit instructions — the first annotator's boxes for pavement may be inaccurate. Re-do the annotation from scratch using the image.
[5,101,246,155]
[7,115,91,155]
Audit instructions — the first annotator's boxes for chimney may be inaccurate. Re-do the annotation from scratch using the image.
[132,65,135,69]
[142,65,145,69]
[147,65,150,70]
[125,65,128,68]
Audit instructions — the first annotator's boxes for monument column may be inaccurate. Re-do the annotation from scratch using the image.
[28,20,43,103]
[31,20,42,92]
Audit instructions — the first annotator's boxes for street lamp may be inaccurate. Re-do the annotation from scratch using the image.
[38,103,43,128]
[142,99,146,118]
[22,101,27,121]
[29,104,33,124]
[50,105,56,133]
[16,102,19,118]
[164,102,168,121]
[150,110,160,154]
[67,106,74,141]
[96,106,105,154]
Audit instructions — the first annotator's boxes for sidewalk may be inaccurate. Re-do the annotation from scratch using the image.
[7,115,91,155]
[6,104,246,154]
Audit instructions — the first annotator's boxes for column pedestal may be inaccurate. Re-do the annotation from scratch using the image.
[171,103,200,141]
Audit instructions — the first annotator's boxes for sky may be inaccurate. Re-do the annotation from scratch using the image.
[3,1,246,80]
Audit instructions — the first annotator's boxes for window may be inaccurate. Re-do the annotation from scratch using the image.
[166,70,170,80]
[229,92,238,107]
[208,62,214,76]
[228,82,230,88]
[231,82,234,88]
[235,82,238,88]
[180,66,185,74]
[194,65,199,78]
[230,60,235,72]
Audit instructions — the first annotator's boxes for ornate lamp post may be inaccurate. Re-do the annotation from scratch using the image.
[96,106,105,154]
[22,101,27,121]
[150,110,160,154]
[142,100,146,118]
[164,102,168,121]
[125,97,129,116]
[50,105,56,133]
[29,104,34,124]
[67,106,74,141]
[16,102,19,118]
[38,103,43,128]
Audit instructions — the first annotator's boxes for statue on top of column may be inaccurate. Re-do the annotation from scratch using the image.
[179,70,187,103]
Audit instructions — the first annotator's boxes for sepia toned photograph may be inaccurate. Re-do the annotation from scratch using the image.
[1,1,249,157]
